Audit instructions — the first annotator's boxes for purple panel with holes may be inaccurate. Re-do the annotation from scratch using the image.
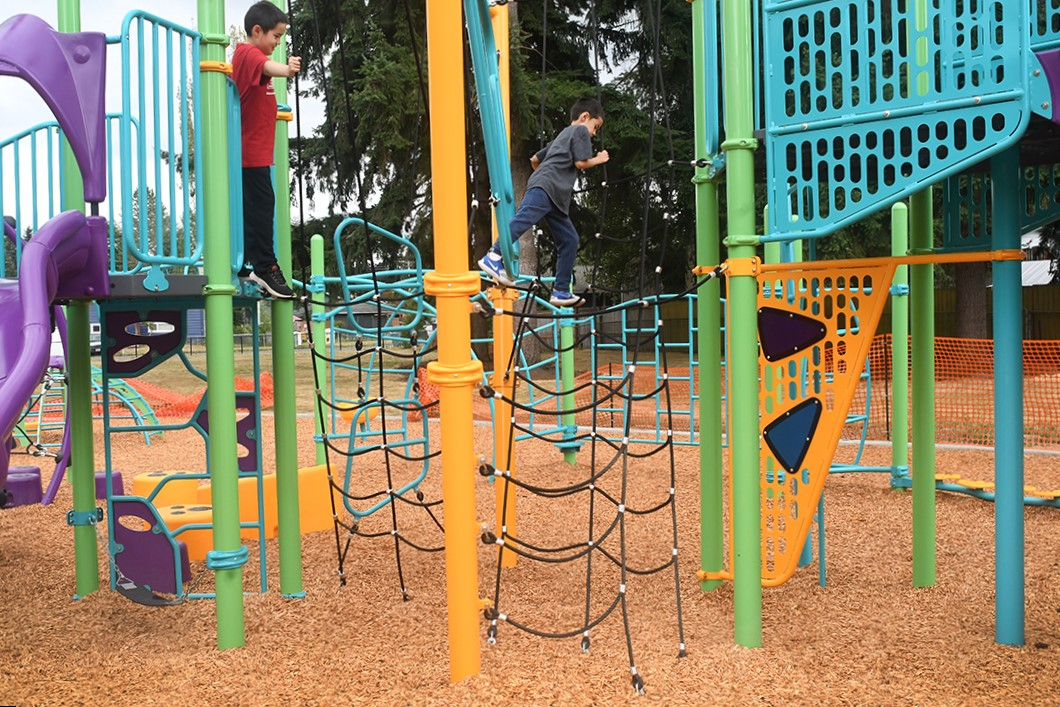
[196,392,260,472]
[103,309,184,375]
[111,499,190,595]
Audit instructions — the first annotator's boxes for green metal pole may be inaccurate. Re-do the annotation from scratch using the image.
[763,234,779,266]
[197,0,245,648]
[890,203,909,485]
[691,0,723,595]
[57,0,98,600]
[269,0,303,597]
[909,188,935,587]
[560,319,577,464]
[722,0,761,646]
[311,234,327,465]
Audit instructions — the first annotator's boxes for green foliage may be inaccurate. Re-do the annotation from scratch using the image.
[288,0,429,274]
[288,0,700,297]
[501,0,699,296]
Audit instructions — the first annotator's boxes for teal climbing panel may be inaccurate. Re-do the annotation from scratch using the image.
[762,0,1031,241]
[942,161,1060,252]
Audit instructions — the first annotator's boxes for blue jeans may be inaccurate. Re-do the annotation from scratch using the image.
[493,187,579,292]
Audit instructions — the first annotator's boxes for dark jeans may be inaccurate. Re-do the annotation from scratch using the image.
[242,166,277,271]
[494,187,579,292]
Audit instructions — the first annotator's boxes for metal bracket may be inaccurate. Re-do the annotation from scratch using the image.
[66,507,104,526]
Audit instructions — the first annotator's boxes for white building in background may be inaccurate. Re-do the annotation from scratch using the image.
[1020,230,1058,286]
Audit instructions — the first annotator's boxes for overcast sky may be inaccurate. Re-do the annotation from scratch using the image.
[0,2,326,218]
[1,2,252,138]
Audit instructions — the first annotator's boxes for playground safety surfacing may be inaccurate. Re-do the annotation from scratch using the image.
[2,417,1058,704]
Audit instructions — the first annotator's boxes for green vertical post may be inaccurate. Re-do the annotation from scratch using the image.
[311,234,327,465]
[197,0,245,648]
[990,146,1024,645]
[909,188,935,587]
[763,224,779,266]
[57,0,98,600]
[691,0,723,594]
[890,203,909,484]
[722,0,761,646]
[269,0,303,597]
[559,319,577,464]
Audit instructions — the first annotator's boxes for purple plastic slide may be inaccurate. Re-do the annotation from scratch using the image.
[0,211,109,500]
[0,13,110,502]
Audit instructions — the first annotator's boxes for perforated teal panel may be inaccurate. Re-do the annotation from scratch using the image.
[943,161,1060,251]
[1020,161,1060,230]
[942,170,990,251]
[1032,0,1060,51]
[763,0,1030,240]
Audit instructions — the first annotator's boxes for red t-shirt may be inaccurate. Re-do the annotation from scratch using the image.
[232,43,276,168]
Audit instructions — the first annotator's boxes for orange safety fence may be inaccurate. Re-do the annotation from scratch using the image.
[122,374,274,418]
[409,367,493,422]
[407,337,1060,451]
[851,336,1060,450]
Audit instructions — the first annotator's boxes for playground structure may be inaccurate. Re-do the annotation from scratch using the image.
[0,0,1058,695]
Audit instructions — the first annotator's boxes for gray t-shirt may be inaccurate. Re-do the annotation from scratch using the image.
[526,123,594,215]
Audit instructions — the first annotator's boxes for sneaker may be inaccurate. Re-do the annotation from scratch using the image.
[250,264,296,299]
[478,252,516,287]
[549,290,583,307]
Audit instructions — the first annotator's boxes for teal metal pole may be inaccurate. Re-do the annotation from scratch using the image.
[197,0,245,649]
[722,0,761,646]
[311,234,327,465]
[57,0,98,600]
[691,0,724,593]
[990,146,1024,645]
[909,188,935,587]
[269,0,303,598]
[890,203,909,485]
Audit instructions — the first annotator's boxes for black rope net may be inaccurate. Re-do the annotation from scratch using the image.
[290,0,447,601]
[289,0,709,692]
[471,0,693,694]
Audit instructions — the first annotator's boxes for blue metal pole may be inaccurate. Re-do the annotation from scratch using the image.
[990,146,1024,646]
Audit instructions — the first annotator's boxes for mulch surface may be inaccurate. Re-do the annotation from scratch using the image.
[2,419,1059,705]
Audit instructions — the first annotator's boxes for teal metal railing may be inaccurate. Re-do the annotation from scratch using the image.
[0,121,62,276]
[113,10,205,289]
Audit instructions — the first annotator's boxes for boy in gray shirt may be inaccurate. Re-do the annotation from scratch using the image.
[479,98,609,306]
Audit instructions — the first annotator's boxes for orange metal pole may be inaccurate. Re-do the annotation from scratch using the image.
[424,0,483,683]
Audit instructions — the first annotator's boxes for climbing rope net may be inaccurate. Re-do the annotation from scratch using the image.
[290,0,718,691]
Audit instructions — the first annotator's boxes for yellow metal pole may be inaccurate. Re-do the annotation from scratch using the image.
[424,0,483,683]
[487,1,518,569]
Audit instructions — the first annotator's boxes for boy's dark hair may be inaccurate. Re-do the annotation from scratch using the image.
[570,98,603,121]
[245,1,288,35]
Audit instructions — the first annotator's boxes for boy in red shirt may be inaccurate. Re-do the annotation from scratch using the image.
[232,1,301,299]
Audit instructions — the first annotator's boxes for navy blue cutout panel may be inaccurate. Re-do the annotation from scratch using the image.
[758,306,827,361]
[763,397,823,473]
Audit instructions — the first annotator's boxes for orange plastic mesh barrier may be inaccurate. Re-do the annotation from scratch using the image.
[410,367,493,422]
[123,374,273,418]
[411,337,1060,451]
[848,336,1060,450]
[568,366,701,433]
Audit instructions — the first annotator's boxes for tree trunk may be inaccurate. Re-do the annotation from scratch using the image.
[954,260,989,339]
